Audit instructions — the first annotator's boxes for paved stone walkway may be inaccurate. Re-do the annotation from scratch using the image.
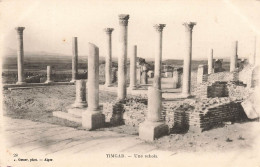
[1,117,260,167]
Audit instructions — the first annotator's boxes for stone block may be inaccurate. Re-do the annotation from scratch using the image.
[82,111,105,130]
[139,121,168,141]
[67,108,86,117]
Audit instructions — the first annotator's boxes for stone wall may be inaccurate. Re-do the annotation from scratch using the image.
[195,81,247,99]
[206,71,238,83]
[189,100,247,132]
[103,94,249,133]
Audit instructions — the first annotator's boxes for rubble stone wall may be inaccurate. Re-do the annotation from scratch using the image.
[206,71,238,83]
[189,101,247,132]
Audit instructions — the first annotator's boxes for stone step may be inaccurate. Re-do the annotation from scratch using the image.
[67,108,86,117]
[53,111,81,124]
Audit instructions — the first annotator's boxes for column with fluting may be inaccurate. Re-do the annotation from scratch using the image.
[117,14,129,100]
[71,37,78,82]
[15,27,26,85]
[153,24,166,89]
[182,22,196,97]
[104,28,114,87]
[129,45,137,89]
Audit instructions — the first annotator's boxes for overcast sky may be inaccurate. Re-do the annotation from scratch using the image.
[0,0,260,60]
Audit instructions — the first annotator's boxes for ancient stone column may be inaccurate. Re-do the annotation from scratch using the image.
[15,27,26,85]
[45,65,53,83]
[250,36,256,65]
[230,41,238,72]
[182,22,196,97]
[141,71,148,84]
[117,14,129,100]
[129,45,137,89]
[208,48,213,74]
[172,68,180,89]
[82,43,105,130]
[136,66,141,84]
[72,80,87,108]
[139,76,168,141]
[104,28,114,87]
[71,37,78,82]
[153,24,166,89]
[197,65,208,84]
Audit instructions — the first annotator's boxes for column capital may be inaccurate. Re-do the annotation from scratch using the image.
[15,27,25,34]
[154,24,166,32]
[183,22,196,32]
[118,14,130,26]
[104,28,114,34]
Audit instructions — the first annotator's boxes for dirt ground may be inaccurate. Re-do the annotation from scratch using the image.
[2,85,260,153]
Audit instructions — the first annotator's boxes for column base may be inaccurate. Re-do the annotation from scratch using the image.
[82,109,105,130]
[139,121,168,141]
[128,85,137,90]
[180,93,191,98]
[70,80,76,83]
[104,83,113,87]
[71,101,88,108]
[45,80,54,84]
[16,81,26,85]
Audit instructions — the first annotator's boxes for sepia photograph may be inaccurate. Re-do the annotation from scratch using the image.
[0,0,260,166]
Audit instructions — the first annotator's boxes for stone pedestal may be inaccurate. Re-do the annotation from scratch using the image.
[82,43,105,130]
[82,109,105,130]
[117,14,130,100]
[71,37,78,82]
[153,24,165,89]
[182,22,196,97]
[208,49,213,74]
[71,80,87,108]
[139,121,168,141]
[139,86,168,141]
[230,41,238,72]
[15,27,26,85]
[129,45,137,89]
[104,28,114,87]
[45,65,53,83]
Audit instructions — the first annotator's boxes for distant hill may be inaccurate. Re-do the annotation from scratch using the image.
[2,49,230,71]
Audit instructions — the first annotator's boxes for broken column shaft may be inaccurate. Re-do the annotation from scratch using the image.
[82,43,105,130]
[208,49,213,74]
[139,76,168,141]
[72,80,87,108]
[104,28,114,87]
[230,41,238,72]
[129,45,137,89]
[45,65,53,83]
[15,27,26,85]
[71,37,78,82]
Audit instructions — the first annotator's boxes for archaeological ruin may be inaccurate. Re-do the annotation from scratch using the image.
[2,14,259,142]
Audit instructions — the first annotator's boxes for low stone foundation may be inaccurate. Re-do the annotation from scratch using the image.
[195,81,247,99]
[103,96,248,133]
[189,99,247,132]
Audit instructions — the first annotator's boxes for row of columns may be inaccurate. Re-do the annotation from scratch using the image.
[15,21,256,98]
